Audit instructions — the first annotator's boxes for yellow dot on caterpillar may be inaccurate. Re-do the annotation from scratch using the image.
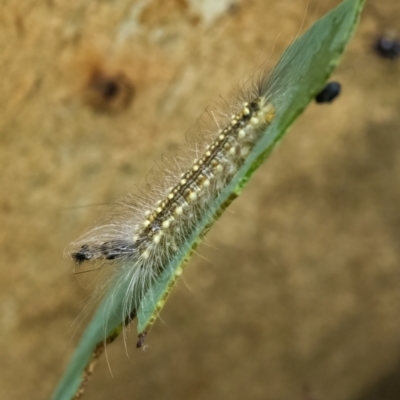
[243,107,250,115]
[156,207,162,213]
[180,178,187,185]
[229,147,236,155]
[216,164,223,172]
[174,206,183,215]
[153,232,162,244]
[241,146,250,157]
[203,179,210,187]
[143,220,151,227]
[218,134,225,140]
[238,129,246,138]
[205,151,211,157]
[250,117,260,126]
[263,104,276,123]
[168,193,174,200]
[189,191,197,201]
[162,220,170,229]
[192,165,199,172]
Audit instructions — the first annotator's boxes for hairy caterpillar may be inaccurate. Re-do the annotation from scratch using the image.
[66,71,277,344]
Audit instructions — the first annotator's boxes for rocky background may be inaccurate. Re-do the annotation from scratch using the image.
[1,1,400,399]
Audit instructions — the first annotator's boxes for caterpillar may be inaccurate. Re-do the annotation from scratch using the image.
[66,67,277,345]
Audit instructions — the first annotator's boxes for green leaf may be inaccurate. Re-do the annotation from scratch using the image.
[52,1,367,399]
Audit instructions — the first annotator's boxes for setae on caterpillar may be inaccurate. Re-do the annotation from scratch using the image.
[66,70,277,345]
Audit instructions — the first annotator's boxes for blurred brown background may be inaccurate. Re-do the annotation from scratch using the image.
[1,1,400,399]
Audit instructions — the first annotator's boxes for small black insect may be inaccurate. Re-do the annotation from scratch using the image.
[375,37,400,60]
[315,81,341,104]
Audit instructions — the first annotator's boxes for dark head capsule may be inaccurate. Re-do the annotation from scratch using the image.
[71,245,94,265]
[315,81,341,104]
[375,37,400,60]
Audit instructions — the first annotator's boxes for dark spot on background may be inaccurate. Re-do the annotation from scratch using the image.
[84,69,135,113]
[374,36,400,60]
